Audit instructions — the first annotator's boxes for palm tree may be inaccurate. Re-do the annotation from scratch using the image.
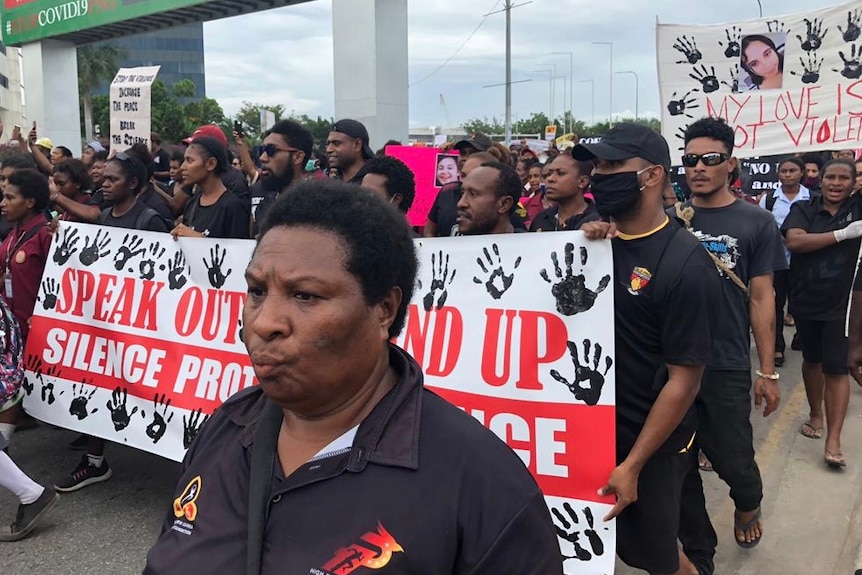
[77,44,123,141]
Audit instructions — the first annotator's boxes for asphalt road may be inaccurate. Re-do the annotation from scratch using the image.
[2,326,861,575]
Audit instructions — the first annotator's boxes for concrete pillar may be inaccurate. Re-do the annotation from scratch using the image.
[332,0,408,148]
[21,40,82,152]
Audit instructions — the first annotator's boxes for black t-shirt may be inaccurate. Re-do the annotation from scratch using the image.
[100,201,170,232]
[427,182,526,236]
[183,192,250,239]
[613,220,721,455]
[151,148,171,182]
[87,188,111,211]
[221,168,251,215]
[250,182,277,237]
[138,185,174,225]
[529,201,600,232]
[668,199,787,370]
[782,194,862,321]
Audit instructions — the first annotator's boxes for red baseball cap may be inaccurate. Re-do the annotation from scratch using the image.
[184,124,228,146]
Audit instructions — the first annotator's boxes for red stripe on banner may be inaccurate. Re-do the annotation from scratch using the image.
[25,316,256,412]
[429,387,615,505]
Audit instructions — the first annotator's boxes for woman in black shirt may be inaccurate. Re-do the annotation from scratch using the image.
[171,137,249,240]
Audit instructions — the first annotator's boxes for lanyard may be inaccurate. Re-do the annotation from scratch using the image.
[4,223,42,272]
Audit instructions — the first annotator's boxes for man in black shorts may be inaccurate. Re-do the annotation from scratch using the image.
[577,123,721,575]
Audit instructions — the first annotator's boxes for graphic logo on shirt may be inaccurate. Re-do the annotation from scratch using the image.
[628,266,652,295]
[691,230,741,280]
[313,522,404,575]
[173,476,202,522]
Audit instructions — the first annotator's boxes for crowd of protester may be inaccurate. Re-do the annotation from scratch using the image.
[0,113,859,575]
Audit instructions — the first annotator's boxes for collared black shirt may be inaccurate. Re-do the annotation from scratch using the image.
[144,346,562,575]
[782,194,862,321]
[529,201,600,232]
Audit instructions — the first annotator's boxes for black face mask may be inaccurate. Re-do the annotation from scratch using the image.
[803,176,819,189]
[590,170,646,217]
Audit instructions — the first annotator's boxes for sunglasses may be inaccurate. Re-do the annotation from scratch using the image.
[681,152,730,168]
[261,144,300,158]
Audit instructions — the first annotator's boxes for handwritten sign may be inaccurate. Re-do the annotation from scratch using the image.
[109,66,160,150]
[658,1,862,158]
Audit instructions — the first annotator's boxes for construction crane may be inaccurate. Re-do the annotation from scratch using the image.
[439,93,452,131]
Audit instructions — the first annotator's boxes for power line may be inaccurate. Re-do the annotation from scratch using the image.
[409,0,503,87]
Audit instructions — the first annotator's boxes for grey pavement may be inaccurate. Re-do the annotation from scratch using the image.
[2,326,861,575]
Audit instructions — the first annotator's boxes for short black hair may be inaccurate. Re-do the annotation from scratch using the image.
[800,153,824,169]
[189,136,228,175]
[0,154,37,171]
[822,158,858,180]
[778,157,805,172]
[684,117,735,155]
[480,161,522,213]
[53,158,93,191]
[551,154,593,176]
[260,180,417,339]
[358,156,416,213]
[55,146,73,158]
[267,120,314,164]
[151,132,162,145]
[6,168,50,212]
[169,147,185,164]
[109,153,148,194]
[92,150,109,163]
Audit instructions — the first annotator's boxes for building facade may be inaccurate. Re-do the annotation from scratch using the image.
[0,42,26,131]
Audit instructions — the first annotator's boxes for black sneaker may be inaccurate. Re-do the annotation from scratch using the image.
[53,455,112,492]
[0,487,60,541]
[69,434,88,451]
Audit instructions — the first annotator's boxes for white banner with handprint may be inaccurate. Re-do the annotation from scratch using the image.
[24,224,616,575]
[658,1,862,158]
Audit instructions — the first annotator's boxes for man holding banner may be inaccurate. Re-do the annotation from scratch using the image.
[576,124,721,575]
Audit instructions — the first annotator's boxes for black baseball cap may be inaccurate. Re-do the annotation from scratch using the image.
[571,123,671,170]
[454,133,493,152]
[331,119,374,160]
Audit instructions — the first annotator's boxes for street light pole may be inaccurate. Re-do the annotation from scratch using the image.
[592,41,613,126]
[533,68,553,121]
[581,79,595,125]
[616,70,639,120]
[756,0,763,17]
[552,51,573,133]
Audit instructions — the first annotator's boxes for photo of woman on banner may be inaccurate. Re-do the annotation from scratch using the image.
[435,154,459,187]
[739,33,786,92]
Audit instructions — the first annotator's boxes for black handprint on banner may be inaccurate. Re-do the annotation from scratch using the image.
[203,245,232,289]
[673,35,702,64]
[422,250,457,311]
[540,244,610,316]
[689,65,720,94]
[839,9,861,42]
[114,233,145,271]
[182,408,209,449]
[791,53,824,84]
[39,365,60,405]
[719,26,741,58]
[721,64,741,92]
[667,89,699,118]
[79,229,111,266]
[835,44,862,79]
[766,20,787,34]
[552,503,607,562]
[139,242,166,281]
[52,227,79,265]
[167,250,189,290]
[550,339,612,406]
[68,380,98,420]
[107,387,138,431]
[144,394,174,444]
[798,18,828,52]
[22,355,42,396]
[37,278,58,310]
[473,244,521,300]
[673,126,687,151]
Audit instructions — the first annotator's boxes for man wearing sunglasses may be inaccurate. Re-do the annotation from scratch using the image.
[576,123,721,575]
[674,117,786,574]
[250,120,313,237]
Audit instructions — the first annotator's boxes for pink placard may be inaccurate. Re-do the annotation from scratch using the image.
[386,146,460,227]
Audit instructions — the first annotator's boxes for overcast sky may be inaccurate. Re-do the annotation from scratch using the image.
[202,0,845,130]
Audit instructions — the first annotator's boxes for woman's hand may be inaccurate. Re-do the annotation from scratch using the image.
[171,223,204,240]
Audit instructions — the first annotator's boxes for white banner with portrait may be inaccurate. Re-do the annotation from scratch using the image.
[658,1,862,157]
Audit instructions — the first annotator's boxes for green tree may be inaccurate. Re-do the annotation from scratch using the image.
[91,95,110,140]
[461,116,504,136]
[291,114,334,145]
[185,96,226,130]
[150,80,189,144]
[235,102,286,137]
[77,44,123,141]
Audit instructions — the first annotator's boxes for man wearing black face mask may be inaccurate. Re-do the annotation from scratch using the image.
[250,120,313,236]
[575,124,722,575]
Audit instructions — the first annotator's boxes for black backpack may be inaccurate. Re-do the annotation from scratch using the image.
[97,205,162,230]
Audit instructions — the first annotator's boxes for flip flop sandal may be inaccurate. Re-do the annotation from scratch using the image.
[734,508,762,549]
[800,422,823,439]
[825,451,847,469]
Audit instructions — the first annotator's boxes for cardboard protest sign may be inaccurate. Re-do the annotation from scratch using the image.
[109,66,160,150]
[24,224,616,574]
[658,1,862,158]
[385,145,459,227]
